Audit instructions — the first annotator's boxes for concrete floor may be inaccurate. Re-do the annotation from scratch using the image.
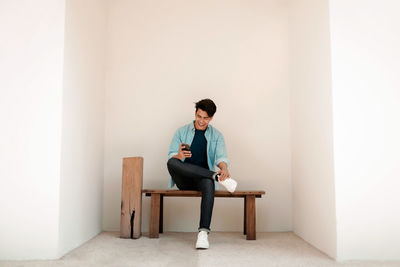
[1,232,399,267]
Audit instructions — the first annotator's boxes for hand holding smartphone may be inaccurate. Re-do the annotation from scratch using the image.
[181,143,191,151]
[180,143,192,159]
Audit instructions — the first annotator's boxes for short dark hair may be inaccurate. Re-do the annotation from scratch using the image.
[195,99,217,117]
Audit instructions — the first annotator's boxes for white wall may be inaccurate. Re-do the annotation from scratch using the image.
[330,0,400,261]
[289,0,337,259]
[103,0,292,232]
[3,0,398,261]
[58,0,107,257]
[0,0,65,260]
[0,0,108,260]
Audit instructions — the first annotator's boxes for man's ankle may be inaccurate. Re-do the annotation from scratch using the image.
[212,173,220,181]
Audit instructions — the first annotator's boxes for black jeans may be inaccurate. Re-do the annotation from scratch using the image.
[167,158,216,232]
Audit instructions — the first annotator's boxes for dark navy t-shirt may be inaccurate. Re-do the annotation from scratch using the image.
[184,129,209,169]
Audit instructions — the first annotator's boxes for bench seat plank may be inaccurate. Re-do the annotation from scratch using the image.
[142,190,265,198]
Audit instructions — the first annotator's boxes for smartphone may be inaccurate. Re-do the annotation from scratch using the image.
[182,143,191,151]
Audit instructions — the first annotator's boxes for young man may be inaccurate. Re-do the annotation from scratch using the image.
[166,98,237,249]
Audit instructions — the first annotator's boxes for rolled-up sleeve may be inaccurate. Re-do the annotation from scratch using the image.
[168,129,181,159]
[215,133,230,166]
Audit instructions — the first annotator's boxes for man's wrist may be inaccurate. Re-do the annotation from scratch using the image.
[218,162,228,170]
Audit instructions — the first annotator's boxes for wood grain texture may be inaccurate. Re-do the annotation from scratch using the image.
[120,157,143,239]
[243,197,247,235]
[143,189,265,198]
[246,195,256,240]
[149,193,160,238]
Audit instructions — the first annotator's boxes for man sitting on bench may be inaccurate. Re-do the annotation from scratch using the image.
[166,98,238,249]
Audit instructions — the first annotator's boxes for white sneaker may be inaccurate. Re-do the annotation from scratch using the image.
[195,231,209,249]
[219,178,237,193]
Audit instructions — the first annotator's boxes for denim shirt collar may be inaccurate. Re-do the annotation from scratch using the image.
[190,120,196,131]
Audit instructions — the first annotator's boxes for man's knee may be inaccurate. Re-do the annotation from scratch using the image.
[167,158,177,175]
[167,157,179,168]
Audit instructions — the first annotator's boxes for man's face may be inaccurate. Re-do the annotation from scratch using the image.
[194,108,213,130]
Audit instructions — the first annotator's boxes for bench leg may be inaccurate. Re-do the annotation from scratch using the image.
[149,193,160,238]
[159,195,163,233]
[246,195,256,240]
[243,197,247,235]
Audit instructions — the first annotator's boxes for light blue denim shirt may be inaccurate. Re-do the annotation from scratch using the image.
[168,121,230,189]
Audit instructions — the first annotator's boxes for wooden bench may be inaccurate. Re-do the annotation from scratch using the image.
[142,189,266,240]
